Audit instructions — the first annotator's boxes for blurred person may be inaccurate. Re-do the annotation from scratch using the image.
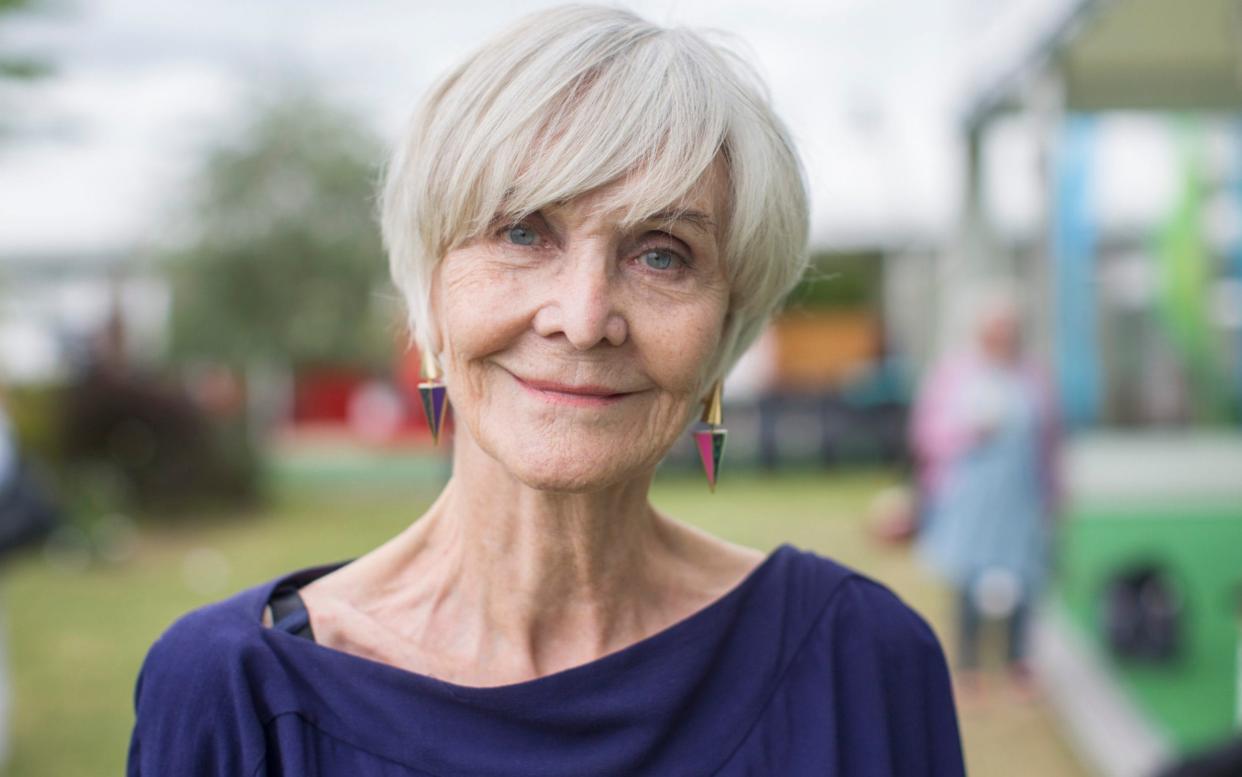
[913,286,1060,699]
[128,6,964,776]
[0,386,59,770]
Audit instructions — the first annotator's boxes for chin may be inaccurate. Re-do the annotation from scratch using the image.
[514,470,616,494]
[500,439,645,494]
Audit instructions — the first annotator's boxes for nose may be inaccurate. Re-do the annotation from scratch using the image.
[531,246,628,350]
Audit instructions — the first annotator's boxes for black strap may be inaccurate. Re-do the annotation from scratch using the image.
[269,585,316,642]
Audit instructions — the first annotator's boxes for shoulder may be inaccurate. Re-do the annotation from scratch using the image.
[128,580,278,776]
[139,581,269,681]
[832,573,946,664]
[140,557,347,670]
[778,547,966,773]
[133,580,270,709]
[779,545,948,669]
[133,560,348,714]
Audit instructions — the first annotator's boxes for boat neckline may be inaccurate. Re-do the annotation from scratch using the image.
[252,542,796,697]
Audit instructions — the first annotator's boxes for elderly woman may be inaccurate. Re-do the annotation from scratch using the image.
[128,6,963,776]
[914,288,1060,701]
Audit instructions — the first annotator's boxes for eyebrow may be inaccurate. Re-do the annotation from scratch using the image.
[644,209,717,236]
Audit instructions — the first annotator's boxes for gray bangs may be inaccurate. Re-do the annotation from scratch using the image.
[446,30,731,250]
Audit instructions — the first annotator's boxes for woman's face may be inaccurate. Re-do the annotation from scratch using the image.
[431,165,731,492]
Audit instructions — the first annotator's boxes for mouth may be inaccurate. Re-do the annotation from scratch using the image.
[505,369,636,408]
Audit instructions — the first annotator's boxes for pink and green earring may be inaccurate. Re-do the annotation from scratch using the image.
[693,380,726,492]
[417,355,449,445]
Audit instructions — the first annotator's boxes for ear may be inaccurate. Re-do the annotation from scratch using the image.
[422,263,447,361]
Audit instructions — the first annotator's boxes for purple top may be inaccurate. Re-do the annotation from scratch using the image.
[127,543,965,776]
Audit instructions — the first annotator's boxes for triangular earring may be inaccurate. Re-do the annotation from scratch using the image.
[692,380,726,492]
[417,354,449,445]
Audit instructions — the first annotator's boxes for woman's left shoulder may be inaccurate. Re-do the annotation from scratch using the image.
[771,547,965,774]
[779,545,945,661]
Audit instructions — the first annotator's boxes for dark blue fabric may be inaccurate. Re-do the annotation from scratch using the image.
[127,543,965,776]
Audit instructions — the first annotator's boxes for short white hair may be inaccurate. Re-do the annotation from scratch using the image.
[380,4,810,391]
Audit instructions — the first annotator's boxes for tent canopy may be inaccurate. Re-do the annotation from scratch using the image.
[970,0,1242,124]
[1065,0,1242,111]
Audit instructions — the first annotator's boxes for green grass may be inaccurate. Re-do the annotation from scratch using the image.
[0,466,1084,776]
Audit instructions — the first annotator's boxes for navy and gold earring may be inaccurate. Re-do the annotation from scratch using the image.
[418,355,449,445]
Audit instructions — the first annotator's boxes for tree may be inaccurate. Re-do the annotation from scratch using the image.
[164,86,396,374]
[0,0,54,137]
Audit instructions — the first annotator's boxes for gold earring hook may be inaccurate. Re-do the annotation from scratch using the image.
[700,380,723,426]
[421,352,442,382]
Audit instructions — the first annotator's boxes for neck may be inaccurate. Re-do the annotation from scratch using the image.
[439,419,667,622]
[360,420,688,681]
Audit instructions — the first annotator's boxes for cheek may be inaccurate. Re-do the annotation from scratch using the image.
[429,254,534,442]
[633,294,728,397]
[434,252,529,363]
[611,294,728,477]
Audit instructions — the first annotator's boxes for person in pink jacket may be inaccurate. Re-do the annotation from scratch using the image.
[909,289,1061,698]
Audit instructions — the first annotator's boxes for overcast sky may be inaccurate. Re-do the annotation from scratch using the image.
[0,0,1075,256]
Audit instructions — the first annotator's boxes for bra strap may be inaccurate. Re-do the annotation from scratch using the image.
[269,585,316,642]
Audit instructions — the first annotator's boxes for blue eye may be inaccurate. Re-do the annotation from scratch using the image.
[506,225,537,246]
[641,250,677,270]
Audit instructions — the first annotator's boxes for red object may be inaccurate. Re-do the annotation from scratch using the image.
[292,368,366,423]
[285,338,451,447]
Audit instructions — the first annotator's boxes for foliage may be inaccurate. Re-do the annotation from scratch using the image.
[0,0,48,76]
[4,383,64,461]
[7,372,260,526]
[0,0,53,135]
[59,366,260,517]
[164,87,396,373]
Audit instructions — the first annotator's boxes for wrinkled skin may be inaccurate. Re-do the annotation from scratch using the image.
[431,163,731,492]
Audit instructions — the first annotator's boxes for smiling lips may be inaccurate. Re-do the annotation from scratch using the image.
[510,373,635,407]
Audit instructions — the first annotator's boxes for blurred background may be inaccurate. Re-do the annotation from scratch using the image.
[1,0,1241,774]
